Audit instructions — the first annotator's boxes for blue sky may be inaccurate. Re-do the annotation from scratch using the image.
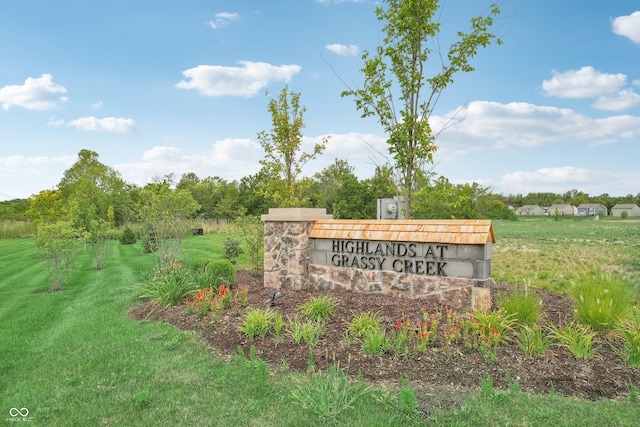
[1,0,639,202]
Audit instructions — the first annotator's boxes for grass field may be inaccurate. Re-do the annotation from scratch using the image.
[492,217,640,298]
[1,219,639,425]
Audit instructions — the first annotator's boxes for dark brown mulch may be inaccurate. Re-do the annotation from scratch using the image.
[128,270,640,414]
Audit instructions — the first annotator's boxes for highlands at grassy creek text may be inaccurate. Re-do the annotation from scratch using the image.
[329,240,448,276]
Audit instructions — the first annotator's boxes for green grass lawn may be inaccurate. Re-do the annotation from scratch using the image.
[0,237,419,426]
[1,223,639,426]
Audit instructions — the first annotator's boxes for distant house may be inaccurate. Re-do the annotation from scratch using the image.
[515,205,545,216]
[611,204,640,217]
[547,204,577,216]
[576,203,607,217]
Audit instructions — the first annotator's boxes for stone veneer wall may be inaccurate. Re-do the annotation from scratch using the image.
[262,208,492,310]
[262,208,332,291]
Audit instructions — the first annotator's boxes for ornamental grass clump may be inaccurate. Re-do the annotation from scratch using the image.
[514,324,552,358]
[239,308,276,339]
[611,318,640,368]
[345,311,386,339]
[139,260,199,307]
[497,285,541,327]
[298,295,339,321]
[548,321,597,360]
[287,316,326,346]
[572,272,634,332]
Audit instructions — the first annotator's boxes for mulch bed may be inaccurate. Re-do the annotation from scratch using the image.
[128,270,640,414]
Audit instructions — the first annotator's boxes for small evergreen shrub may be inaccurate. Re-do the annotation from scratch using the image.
[141,224,158,253]
[189,258,236,290]
[222,235,244,264]
[120,227,137,245]
[207,259,236,289]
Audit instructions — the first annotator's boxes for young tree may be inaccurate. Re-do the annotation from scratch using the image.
[136,183,200,270]
[233,213,264,275]
[35,221,79,291]
[257,86,329,207]
[342,0,502,217]
[88,219,113,270]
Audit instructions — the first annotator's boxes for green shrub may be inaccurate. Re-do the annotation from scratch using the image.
[120,227,137,245]
[207,259,236,288]
[298,295,339,321]
[141,224,158,253]
[190,258,236,290]
[138,261,199,306]
[572,272,634,331]
[222,235,244,264]
[498,286,541,326]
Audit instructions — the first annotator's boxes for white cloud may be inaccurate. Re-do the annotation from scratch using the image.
[67,116,137,133]
[47,116,64,126]
[592,89,640,111]
[209,12,240,29]
[430,101,640,154]
[0,74,68,111]
[325,43,359,56]
[612,11,640,44]
[91,100,103,109]
[542,66,626,99]
[141,146,182,162]
[116,140,262,188]
[176,61,302,97]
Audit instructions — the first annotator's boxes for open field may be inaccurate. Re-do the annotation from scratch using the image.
[492,217,640,298]
[1,218,639,425]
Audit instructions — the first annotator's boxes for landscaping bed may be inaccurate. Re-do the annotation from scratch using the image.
[129,270,640,414]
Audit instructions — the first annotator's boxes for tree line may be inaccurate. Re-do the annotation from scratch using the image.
[1,149,638,225]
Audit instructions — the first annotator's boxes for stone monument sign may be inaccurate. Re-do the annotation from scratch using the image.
[262,208,494,310]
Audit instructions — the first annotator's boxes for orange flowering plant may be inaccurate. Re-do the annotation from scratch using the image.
[186,284,249,317]
[464,309,515,361]
[394,310,441,353]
